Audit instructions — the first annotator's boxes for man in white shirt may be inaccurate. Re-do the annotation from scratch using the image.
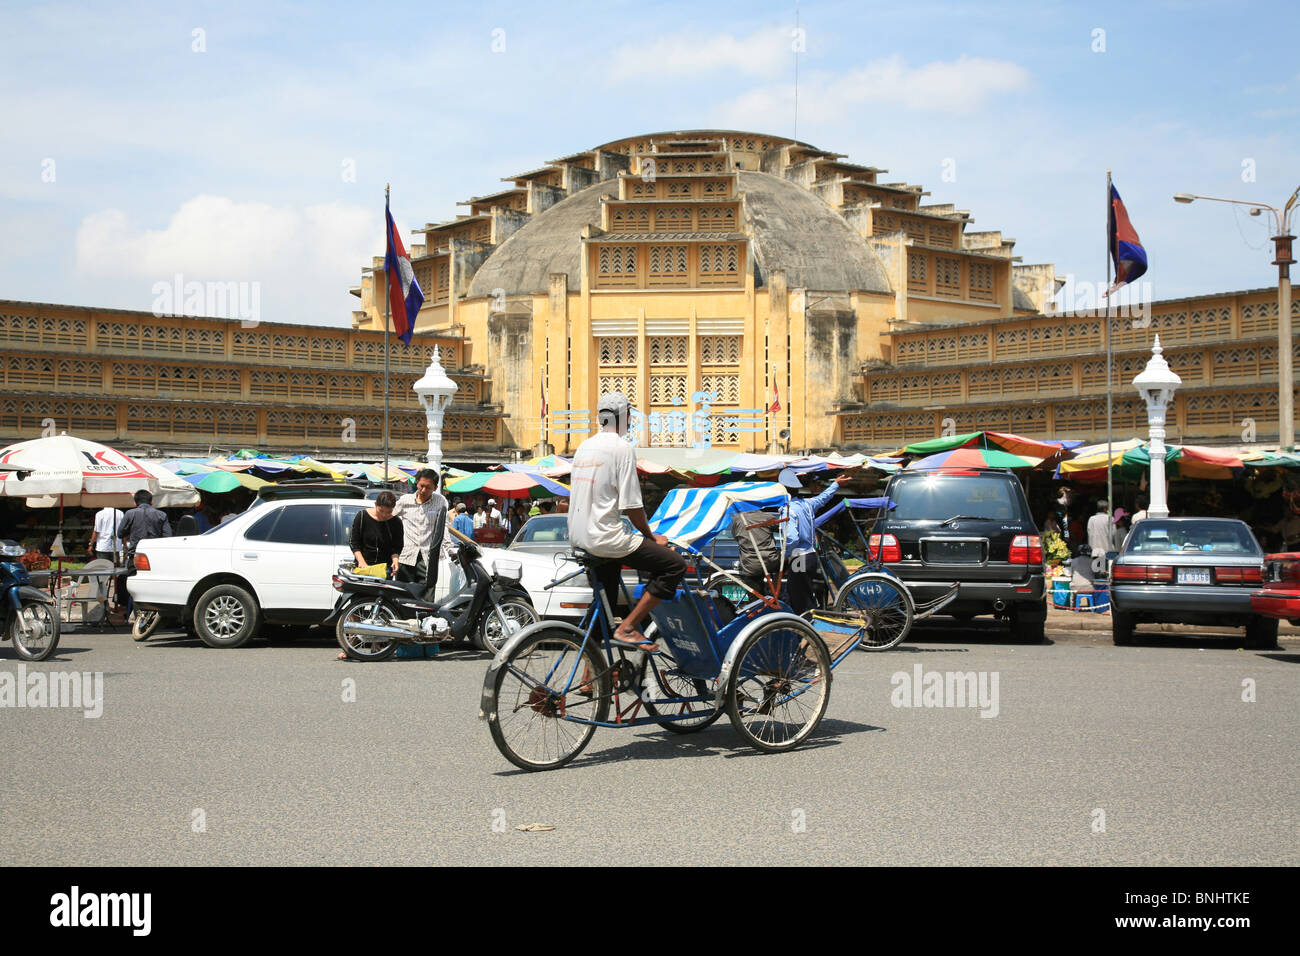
[485,498,502,527]
[568,392,685,650]
[1086,499,1113,575]
[393,468,448,600]
[88,505,124,562]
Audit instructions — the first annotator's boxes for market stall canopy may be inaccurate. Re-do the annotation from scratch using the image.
[139,460,201,508]
[907,447,1043,470]
[1059,440,1244,481]
[649,481,789,547]
[894,430,1074,460]
[0,434,159,506]
[502,455,572,478]
[183,470,269,493]
[444,471,570,499]
[1243,450,1300,469]
[633,447,740,476]
[160,459,215,476]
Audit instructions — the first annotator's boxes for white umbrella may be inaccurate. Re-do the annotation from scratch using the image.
[24,461,198,510]
[0,434,159,505]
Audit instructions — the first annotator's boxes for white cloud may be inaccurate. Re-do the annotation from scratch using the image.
[608,25,795,81]
[74,195,382,325]
[723,54,1031,126]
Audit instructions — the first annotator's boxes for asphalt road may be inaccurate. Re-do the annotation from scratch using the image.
[3,620,1297,866]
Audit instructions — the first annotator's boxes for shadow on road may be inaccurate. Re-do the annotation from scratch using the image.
[909,618,1055,648]
[493,716,885,775]
[1256,652,1300,665]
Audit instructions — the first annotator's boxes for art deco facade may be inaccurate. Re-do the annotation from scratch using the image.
[0,301,500,459]
[354,128,1297,453]
[5,129,1293,460]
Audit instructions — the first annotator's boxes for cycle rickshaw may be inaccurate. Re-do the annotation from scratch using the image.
[480,482,875,771]
[708,494,958,651]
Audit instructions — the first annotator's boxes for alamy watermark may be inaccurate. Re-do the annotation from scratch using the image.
[151,273,261,327]
[0,664,103,718]
[890,664,999,718]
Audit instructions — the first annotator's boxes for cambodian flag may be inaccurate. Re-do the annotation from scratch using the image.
[1107,182,1148,294]
[384,196,424,345]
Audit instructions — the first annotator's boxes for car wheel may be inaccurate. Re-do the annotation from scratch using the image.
[1112,609,1135,646]
[194,584,262,649]
[1245,616,1279,650]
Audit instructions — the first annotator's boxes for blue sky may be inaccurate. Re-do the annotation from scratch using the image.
[2,0,1297,326]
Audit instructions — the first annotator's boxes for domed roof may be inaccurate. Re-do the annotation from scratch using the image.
[466,170,892,299]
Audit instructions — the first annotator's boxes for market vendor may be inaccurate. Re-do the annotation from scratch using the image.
[568,392,685,651]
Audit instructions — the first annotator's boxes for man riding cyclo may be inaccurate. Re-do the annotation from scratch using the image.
[567,393,686,653]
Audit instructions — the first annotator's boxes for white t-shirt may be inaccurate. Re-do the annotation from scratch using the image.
[1086,512,1112,557]
[93,507,124,552]
[568,431,642,558]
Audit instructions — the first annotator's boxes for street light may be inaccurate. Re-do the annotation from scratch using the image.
[1173,187,1299,451]
[1133,335,1182,519]
[413,346,458,484]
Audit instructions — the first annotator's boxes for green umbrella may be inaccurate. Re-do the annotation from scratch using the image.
[895,432,984,456]
[184,471,268,493]
[443,472,495,493]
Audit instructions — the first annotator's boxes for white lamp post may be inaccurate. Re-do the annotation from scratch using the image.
[412,346,458,481]
[1132,335,1181,519]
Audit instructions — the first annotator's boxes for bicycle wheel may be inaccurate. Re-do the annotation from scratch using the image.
[833,572,914,650]
[638,626,723,734]
[487,628,609,772]
[726,617,831,753]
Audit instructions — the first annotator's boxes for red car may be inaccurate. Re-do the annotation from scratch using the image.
[1251,553,1300,625]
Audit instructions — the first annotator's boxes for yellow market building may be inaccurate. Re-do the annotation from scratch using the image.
[353,129,1298,455]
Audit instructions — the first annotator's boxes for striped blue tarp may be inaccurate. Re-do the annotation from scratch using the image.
[648,481,789,548]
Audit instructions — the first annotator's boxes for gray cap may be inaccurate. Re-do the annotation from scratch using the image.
[597,392,631,434]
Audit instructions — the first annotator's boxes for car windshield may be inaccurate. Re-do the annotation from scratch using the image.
[1126,521,1260,555]
[515,517,570,544]
[513,515,635,545]
[888,475,1018,522]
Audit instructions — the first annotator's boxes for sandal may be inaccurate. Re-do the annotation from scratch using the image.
[611,628,661,654]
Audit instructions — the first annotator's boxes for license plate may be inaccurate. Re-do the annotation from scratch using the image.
[923,539,984,563]
[1177,568,1211,585]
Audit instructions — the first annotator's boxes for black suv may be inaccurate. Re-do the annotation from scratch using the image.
[875,468,1047,641]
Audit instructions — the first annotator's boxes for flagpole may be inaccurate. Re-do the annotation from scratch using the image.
[384,182,391,485]
[1105,169,1114,524]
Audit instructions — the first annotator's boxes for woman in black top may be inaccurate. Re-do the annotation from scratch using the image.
[350,491,404,575]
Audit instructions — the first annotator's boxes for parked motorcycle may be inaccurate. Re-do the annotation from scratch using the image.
[328,534,537,661]
[0,540,60,661]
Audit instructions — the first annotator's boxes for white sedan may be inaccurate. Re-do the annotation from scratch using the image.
[128,495,598,648]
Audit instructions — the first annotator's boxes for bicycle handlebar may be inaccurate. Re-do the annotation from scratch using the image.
[543,567,585,590]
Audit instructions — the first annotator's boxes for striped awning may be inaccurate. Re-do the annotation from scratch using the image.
[648,481,788,548]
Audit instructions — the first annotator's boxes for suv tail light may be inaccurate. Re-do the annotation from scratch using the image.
[134,553,150,571]
[1215,566,1263,585]
[1113,564,1174,583]
[1009,535,1042,565]
[868,534,901,563]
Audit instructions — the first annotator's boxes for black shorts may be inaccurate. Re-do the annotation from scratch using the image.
[595,539,687,609]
